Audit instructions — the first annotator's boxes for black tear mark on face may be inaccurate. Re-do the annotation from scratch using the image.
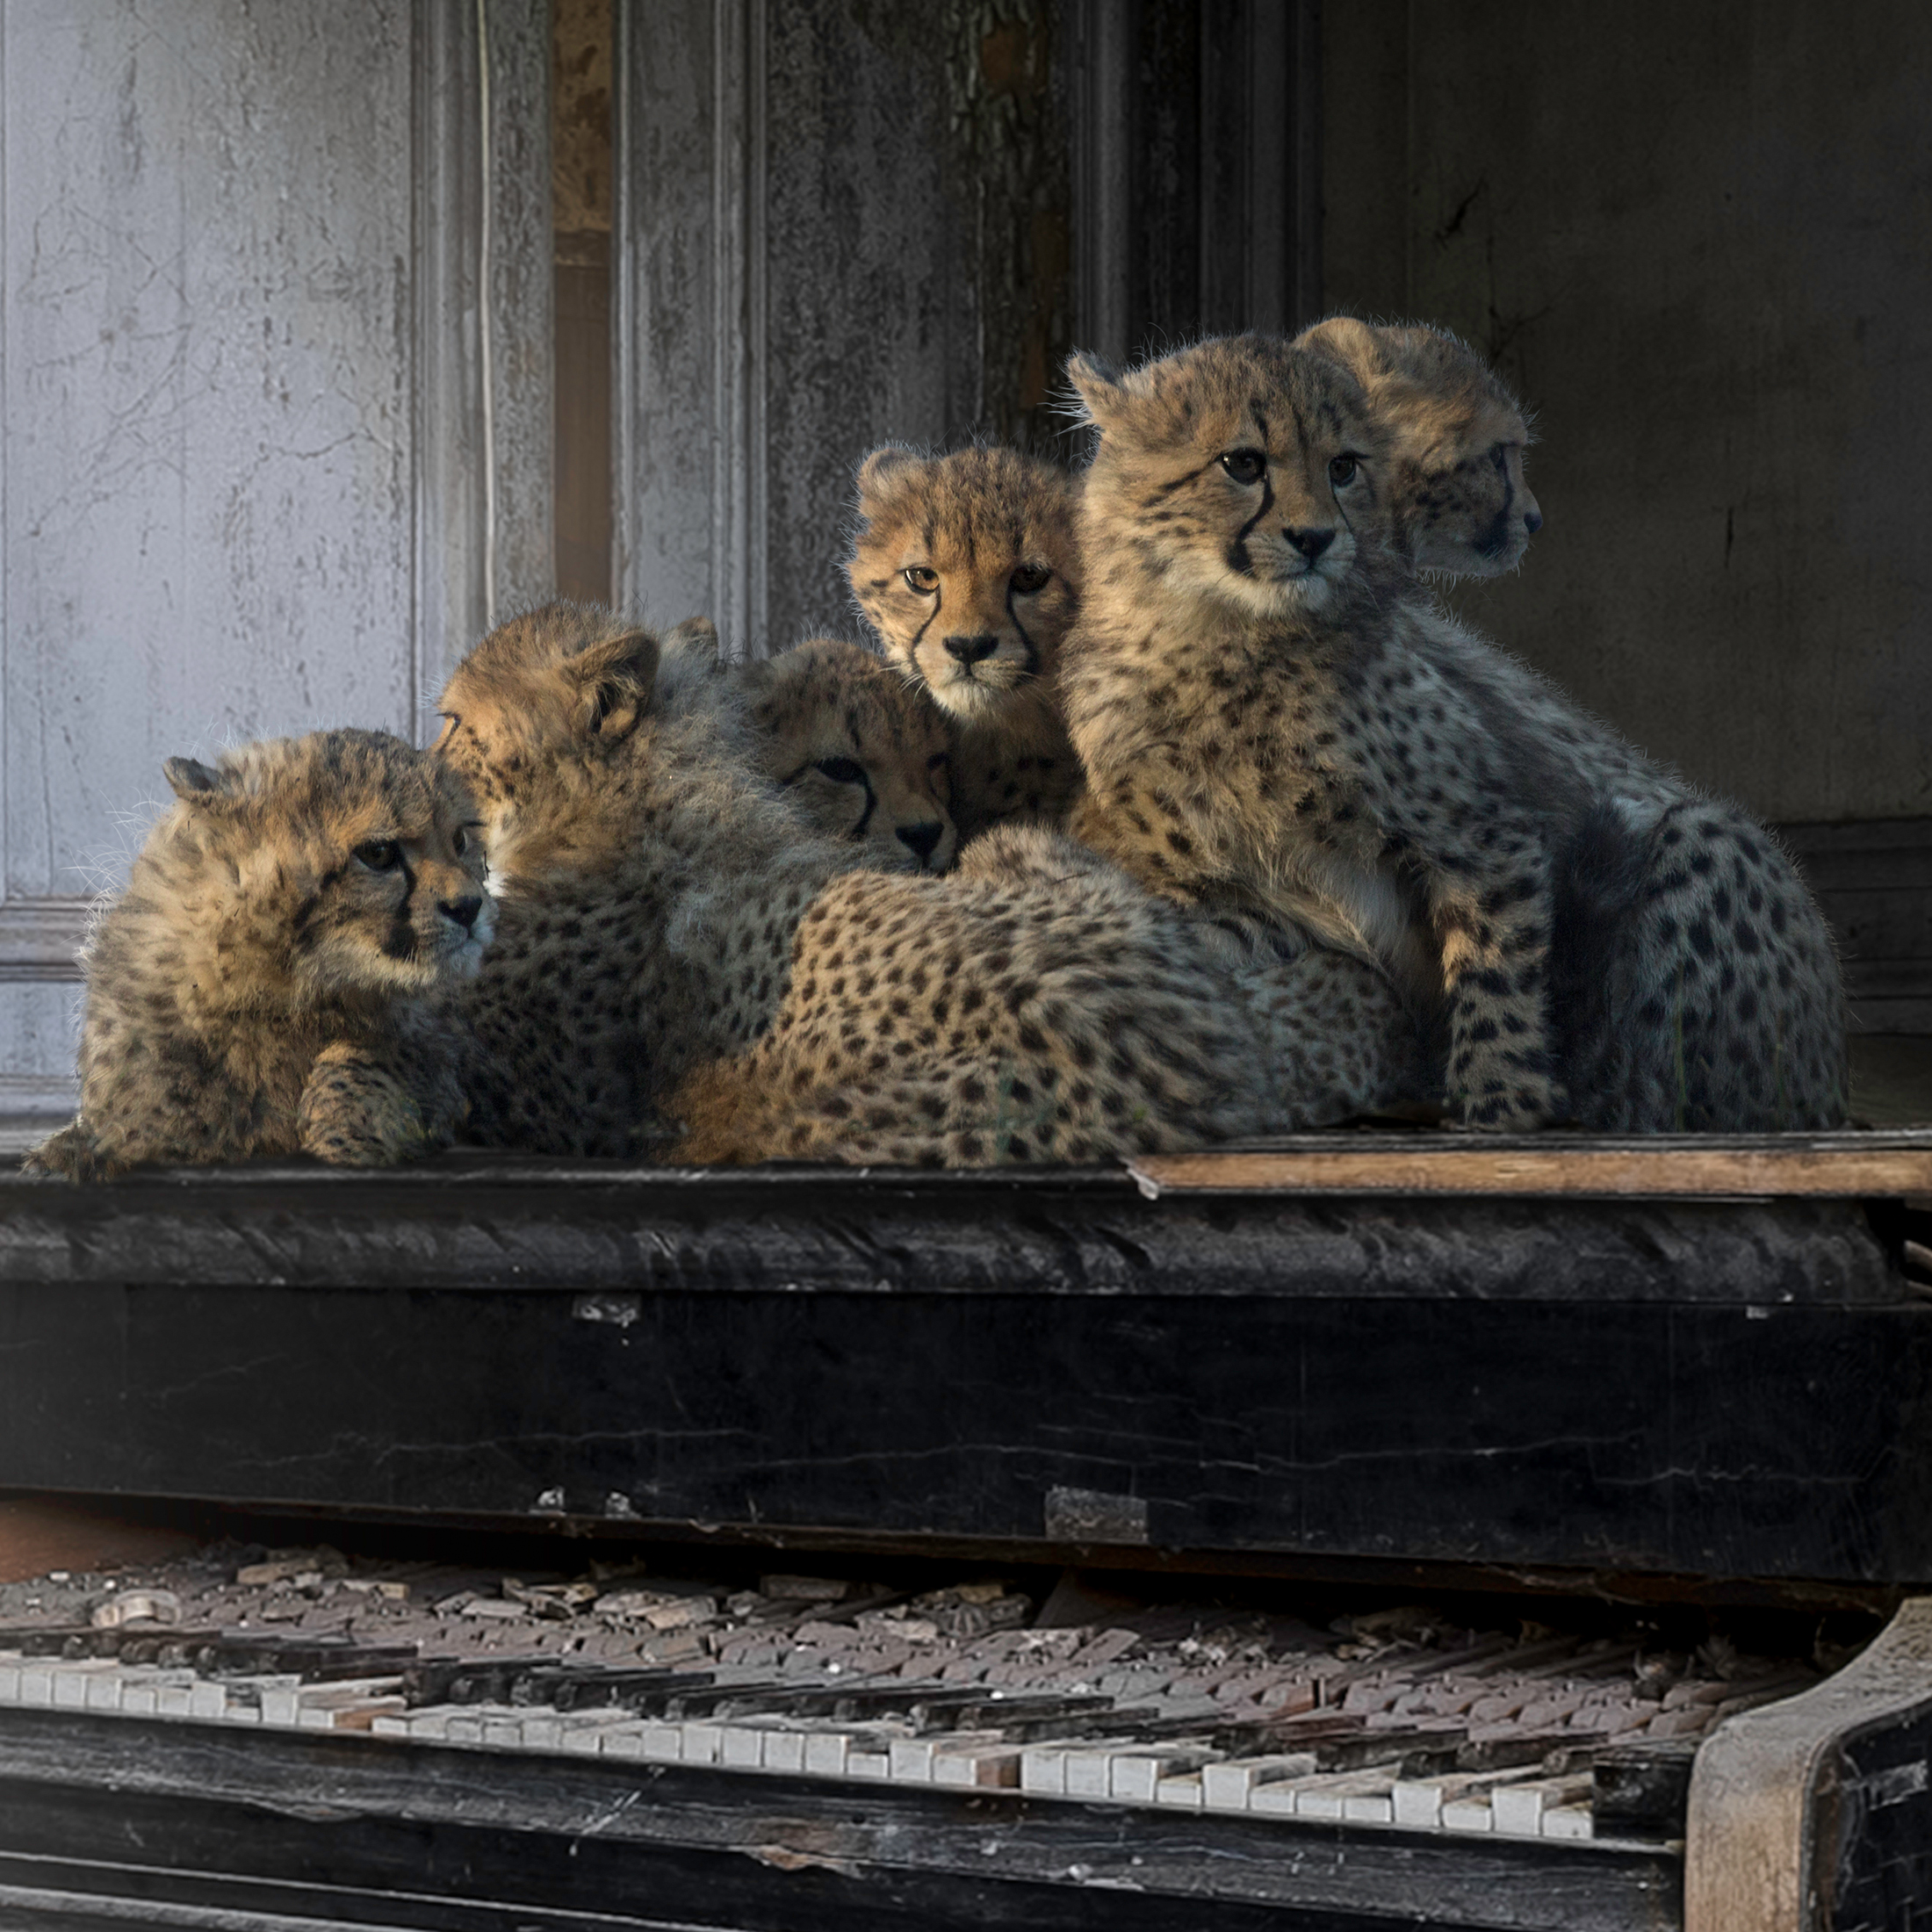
[1227,472,1277,577]
[1005,576,1042,678]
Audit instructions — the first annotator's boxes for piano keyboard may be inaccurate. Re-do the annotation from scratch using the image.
[0,1554,1832,1849]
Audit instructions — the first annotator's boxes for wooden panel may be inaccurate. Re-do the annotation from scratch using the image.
[0,1164,1923,1589]
[1126,1132,1932,1199]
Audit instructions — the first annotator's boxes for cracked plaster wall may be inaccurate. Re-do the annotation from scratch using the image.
[1323,0,1932,825]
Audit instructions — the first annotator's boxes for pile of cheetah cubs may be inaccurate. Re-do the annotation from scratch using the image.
[26,320,1846,1180]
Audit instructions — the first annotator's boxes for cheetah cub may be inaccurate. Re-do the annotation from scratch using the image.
[848,445,1084,840]
[671,825,1424,1168]
[1294,314,1541,576]
[25,730,487,1180]
[1063,335,1844,1131]
[739,638,958,873]
[435,602,866,1154]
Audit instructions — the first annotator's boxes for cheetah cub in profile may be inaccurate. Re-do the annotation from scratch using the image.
[849,445,1083,840]
[1063,335,1844,1131]
[25,730,488,1180]
[1294,314,1542,576]
[739,637,958,873]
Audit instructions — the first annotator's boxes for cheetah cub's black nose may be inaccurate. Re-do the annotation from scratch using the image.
[942,633,1000,665]
[898,822,944,862]
[1523,508,1544,534]
[441,895,484,930]
[1284,526,1335,561]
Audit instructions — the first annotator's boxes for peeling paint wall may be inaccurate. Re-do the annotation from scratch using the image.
[1323,0,1932,825]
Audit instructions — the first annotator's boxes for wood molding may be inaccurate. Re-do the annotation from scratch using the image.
[0,898,89,983]
[1686,1596,1932,1932]
[1128,1130,1932,1199]
[412,0,554,702]
[613,0,767,658]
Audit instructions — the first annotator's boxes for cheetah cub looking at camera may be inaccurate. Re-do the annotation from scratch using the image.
[849,445,1084,840]
[1063,334,1844,1131]
[25,730,488,1180]
[738,637,958,873]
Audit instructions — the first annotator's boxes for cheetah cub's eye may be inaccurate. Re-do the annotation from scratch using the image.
[1489,443,1510,473]
[815,757,866,785]
[355,839,403,872]
[926,750,949,771]
[451,824,483,858]
[1221,449,1266,487]
[1328,454,1360,487]
[903,566,940,595]
[1010,564,1051,595]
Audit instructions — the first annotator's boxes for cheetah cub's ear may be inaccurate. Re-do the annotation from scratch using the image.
[568,625,660,741]
[162,757,228,804]
[855,444,921,494]
[1063,351,1134,431]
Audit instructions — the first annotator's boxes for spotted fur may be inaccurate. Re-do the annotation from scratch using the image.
[671,825,1424,1167]
[1062,334,1845,1131]
[739,637,958,874]
[848,444,1084,840]
[433,602,867,1155]
[1295,314,1542,577]
[23,731,486,1180]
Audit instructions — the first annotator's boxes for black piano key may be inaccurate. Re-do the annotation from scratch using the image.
[402,1657,556,1706]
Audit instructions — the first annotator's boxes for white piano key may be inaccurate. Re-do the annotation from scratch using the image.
[681,1721,724,1766]
[719,1722,770,1768]
[1020,1741,1073,1795]
[1201,1753,1317,1812]
[762,1728,810,1776]
[1492,1774,1592,1837]
[847,1747,893,1779]
[188,1680,228,1721]
[1109,1743,1215,1804]
[638,1719,685,1760]
[804,1730,854,1777]
[1541,1800,1595,1841]
[1155,1772,1205,1808]
[595,1724,652,1760]
[931,1741,1023,1789]
[51,1662,121,1708]
[479,1712,525,1748]
[1293,1770,1399,1822]
[0,1659,22,1702]
[1441,1791,1496,1832]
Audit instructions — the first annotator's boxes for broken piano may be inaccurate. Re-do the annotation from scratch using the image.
[2,1130,1931,1929]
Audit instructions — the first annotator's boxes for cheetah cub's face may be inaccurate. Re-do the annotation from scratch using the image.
[740,638,958,874]
[1069,335,1400,623]
[164,730,491,999]
[435,601,661,853]
[1295,316,1541,578]
[847,446,1080,725]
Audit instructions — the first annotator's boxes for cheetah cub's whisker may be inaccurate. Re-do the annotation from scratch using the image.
[24,730,487,1181]
[737,638,958,875]
[1062,333,1845,1132]
[848,444,1084,841]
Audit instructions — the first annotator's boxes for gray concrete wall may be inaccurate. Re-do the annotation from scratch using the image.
[1323,0,1931,826]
